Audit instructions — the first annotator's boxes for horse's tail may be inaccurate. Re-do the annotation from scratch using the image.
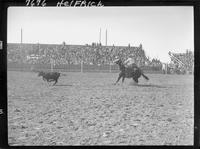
[142,73,149,80]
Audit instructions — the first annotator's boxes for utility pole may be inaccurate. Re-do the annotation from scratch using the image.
[20,28,23,64]
[21,28,23,44]
[105,29,107,46]
[99,28,101,45]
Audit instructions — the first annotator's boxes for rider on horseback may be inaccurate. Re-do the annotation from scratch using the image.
[124,54,138,70]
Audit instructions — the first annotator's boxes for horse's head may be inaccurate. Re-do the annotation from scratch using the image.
[113,58,122,65]
[38,71,44,77]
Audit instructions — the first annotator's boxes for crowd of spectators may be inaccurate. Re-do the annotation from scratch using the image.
[8,42,193,73]
[169,50,194,73]
[7,42,152,67]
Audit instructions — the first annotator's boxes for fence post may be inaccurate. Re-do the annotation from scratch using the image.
[50,58,54,72]
[109,63,112,73]
[81,60,83,73]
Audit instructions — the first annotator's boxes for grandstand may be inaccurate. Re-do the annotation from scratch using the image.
[168,50,194,74]
[7,43,147,63]
[7,42,167,73]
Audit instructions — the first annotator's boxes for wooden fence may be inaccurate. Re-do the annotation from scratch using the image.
[7,63,162,74]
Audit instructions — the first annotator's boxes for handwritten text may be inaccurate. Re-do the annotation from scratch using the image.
[57,0,104,7]
[26,0,47,6]
[25,0,104,7]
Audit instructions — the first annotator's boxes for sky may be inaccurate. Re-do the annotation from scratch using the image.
[7,6,194,63]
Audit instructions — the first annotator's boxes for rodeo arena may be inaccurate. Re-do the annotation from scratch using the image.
[7,39,194,145]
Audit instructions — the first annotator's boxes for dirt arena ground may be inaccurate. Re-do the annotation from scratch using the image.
[8,71,194,146]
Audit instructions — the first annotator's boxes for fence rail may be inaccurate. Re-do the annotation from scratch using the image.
[7,63,162,74]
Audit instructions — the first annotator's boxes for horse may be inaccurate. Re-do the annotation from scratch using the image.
[113,58,149,85]
[38,71,60,85]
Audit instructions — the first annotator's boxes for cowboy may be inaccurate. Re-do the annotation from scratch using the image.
[124,54,138,69]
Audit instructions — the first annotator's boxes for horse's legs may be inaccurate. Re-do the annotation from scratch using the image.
[53,79,58,86]
[122,76,125,83]
[115,73,122,85]
[42,77,46,81]
[133,77,138,83]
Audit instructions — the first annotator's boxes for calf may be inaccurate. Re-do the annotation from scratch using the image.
[38,71,60,85]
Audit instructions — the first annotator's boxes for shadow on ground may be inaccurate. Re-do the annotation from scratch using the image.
[54,84,73,86]
[133,83,167,88]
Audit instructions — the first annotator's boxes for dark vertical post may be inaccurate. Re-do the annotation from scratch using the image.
[0,1,8,147]
[21,28,22,44]
[194,3,200,148]
[99,28,101,45]
[105,29,107,46]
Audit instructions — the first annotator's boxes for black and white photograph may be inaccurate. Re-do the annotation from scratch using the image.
[7,6,194,146]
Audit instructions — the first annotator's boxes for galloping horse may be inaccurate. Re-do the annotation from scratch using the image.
[114,59,149,85]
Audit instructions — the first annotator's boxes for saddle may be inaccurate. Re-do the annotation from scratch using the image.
[125,64,139,72]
